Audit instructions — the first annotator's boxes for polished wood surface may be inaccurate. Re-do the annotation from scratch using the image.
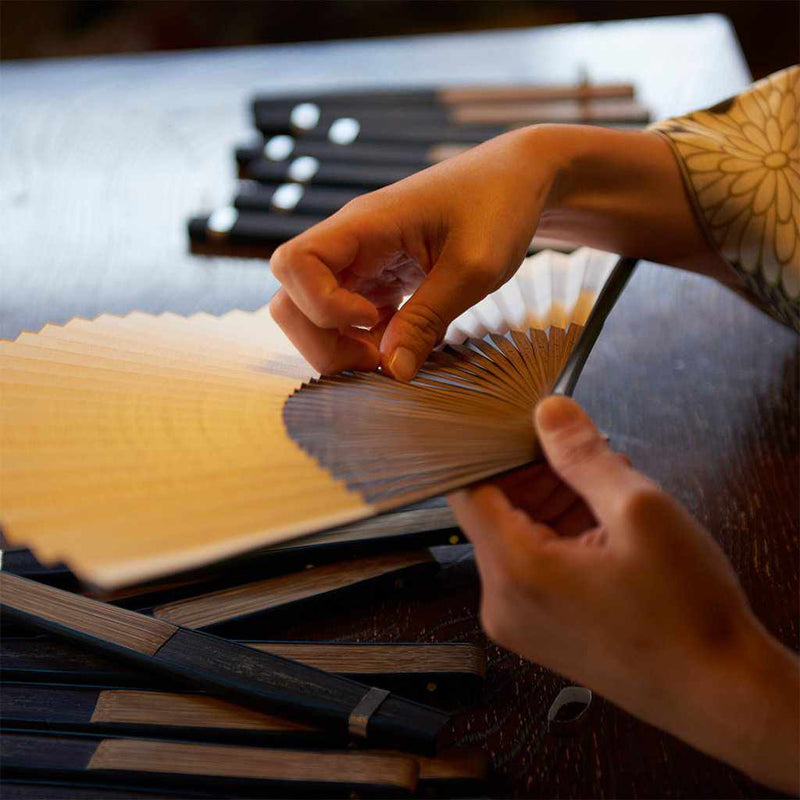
[1,14,796,798]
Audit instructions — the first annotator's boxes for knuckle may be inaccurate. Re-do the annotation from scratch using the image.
[339,193,372,215]
[448,247,501,289]
[308,305,340,330]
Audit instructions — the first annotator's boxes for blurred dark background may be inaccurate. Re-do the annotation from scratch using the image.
[1,0,797,79]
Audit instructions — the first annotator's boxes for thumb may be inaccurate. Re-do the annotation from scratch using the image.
[534,395,650,522]
[379,246,496,381]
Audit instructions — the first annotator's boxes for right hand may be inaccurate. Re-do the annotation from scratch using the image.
[269,127,555,379]
[449,396,799,794]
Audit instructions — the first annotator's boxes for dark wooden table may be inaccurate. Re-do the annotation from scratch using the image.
[1,14,796,799]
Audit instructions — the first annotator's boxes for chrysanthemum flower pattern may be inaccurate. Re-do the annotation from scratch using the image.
[652,66,799,329]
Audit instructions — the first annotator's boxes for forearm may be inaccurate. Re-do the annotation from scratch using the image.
[655,619,799,793]
[532,125,738,287]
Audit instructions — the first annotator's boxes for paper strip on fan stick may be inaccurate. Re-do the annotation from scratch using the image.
[0,248,618,588]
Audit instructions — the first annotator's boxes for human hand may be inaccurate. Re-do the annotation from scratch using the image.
[269,125,725,381]
[269,127,556,380]
[448,395,799,793]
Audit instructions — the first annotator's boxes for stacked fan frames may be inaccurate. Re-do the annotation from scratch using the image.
[0,248,617,588]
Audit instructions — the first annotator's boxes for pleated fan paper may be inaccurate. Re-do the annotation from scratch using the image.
[0,248,618,588]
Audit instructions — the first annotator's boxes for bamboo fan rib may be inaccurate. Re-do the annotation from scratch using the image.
[284,325,582,510]
[284,247,618,509]
[0,248,618,588]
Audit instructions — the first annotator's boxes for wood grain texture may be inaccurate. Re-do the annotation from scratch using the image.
[152,550,436,629]
[1,734,420,796]
[0,573,176,655]
[253,642,485,677]
[90,689,313,731]
[87,739,419,793]
[2,16,794,799]
[0,635,483,707]
[2,636,484,680]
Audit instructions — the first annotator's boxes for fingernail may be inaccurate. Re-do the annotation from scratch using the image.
[535,396,582,432]
[388,347,417,382]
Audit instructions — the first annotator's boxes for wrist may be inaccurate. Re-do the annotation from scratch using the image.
[529,125,719,272]
[520,124,577,217]
[675,616,799,793]
[734,622,799,794]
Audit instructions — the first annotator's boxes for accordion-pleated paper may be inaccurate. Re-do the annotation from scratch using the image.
[0,248,617,587]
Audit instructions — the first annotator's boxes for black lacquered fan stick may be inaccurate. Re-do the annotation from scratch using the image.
[236,137,442,171]
[245,157,417,189]
[256,113,507,145]
[0,675,482,742]
[1,782,201,800]
[235,181,362,216]
[1,732,487,797]
[0,573,451,754]
[253,100,649,139]
[1,637,485,702]
[551,256,638,397]
[0,683,333,747]
[251,82,635,112]
[188,210,322,257]
[0,733,422,797]
[189,203,569,259]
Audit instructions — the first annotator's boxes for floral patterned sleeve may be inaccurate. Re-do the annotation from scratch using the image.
[650,65,799,330]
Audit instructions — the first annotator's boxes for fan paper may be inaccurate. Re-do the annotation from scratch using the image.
[0,248,617,587]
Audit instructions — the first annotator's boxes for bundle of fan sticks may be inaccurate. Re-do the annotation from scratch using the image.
[1,530,491,798]
[187,79,650,257]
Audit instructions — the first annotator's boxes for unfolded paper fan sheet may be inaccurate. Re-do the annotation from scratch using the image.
[0,309,373,587]
[0,248,618,588]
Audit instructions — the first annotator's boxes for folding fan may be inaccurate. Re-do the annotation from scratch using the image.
[0,248,627,588]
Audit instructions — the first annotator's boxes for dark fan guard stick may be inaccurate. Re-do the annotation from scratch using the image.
[187,210,323,254]
[0,733,422,797]
[250,82,635,113]
[253,99,649,138]
[0,573,451,755]
[551,257,638,397]
[235,182,363,217]
[236,137,443,170]
[245,157,417,189]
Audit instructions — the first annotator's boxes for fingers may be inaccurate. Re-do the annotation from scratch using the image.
[380,245,498,381]
[448,485,556,579]
[270,225,379,331]
[534,396,652,523]
[269,290,380,374]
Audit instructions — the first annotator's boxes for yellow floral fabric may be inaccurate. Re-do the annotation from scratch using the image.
[651,65,799,329]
